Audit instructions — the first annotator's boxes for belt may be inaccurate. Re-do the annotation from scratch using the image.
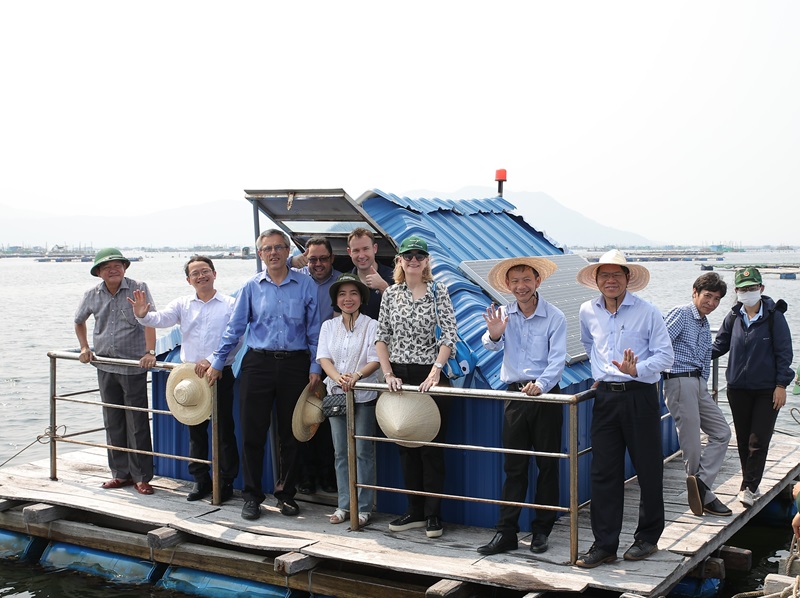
[250,349,309,359]
[598,380,653,392]
[508,380,536,391]
[663,370,701,379]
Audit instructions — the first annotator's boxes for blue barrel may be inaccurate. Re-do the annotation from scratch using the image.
[157,565,300,597]
[40,542,163,584]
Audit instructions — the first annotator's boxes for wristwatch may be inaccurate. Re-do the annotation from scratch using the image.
[147,350,156,356]
[433,362,443,370]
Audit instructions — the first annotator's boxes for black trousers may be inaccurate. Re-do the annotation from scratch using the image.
[188,365,239,484]
[727,387,780,492]
[497,386,563,536]
[392,362,451,518]
[239,350,310,504]
[590,382,664,553]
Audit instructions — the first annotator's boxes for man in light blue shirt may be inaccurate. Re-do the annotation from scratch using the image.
[208,229,321,521]
[131,255,240,504]
[575,249,674,568]
[476,257,566,556]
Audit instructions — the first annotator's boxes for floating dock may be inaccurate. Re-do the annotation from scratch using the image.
[1,427,798,597]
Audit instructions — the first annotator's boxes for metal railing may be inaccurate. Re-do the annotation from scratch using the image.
[343,381,595,564]
[46,350,225,505]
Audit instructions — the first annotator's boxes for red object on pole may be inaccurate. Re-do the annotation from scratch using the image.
[495,169,507,197]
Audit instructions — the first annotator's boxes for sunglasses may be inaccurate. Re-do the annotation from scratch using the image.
[401,253,428,262]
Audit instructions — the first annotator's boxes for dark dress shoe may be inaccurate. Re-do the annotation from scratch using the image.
[686,475,706,516]
[477,531,518,555]
[187,481,212,502]
[297,478,316,495]
[623,540,658,561]
[529,533,549,554]
[241,501,261,520]
[703,497,732,516]
[277,498,300,516]
[220,482,234,503]
[575,544,617,568]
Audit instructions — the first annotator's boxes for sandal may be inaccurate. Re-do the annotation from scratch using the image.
[358,512,371,526]
[330,509,347,524]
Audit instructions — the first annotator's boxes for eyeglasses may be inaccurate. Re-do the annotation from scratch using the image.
[259,244,288,253]
[597,272,626,280]
[188,268,214,279]
[308,255,331,264]
[737,284,761,293]
[401,253,427,262]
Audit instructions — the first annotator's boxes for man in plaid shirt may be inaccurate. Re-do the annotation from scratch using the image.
[663,272,732,517]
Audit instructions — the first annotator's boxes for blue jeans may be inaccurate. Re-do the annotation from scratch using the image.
[329,402,376,513]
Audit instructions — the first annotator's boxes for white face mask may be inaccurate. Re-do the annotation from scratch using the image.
[738,289,761,307]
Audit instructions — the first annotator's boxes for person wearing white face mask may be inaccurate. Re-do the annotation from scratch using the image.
[712,267,794,508]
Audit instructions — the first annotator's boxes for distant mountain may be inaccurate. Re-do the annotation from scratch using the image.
[0,188,652,249]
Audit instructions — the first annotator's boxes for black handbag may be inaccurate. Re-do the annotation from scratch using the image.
[322,393,347,417]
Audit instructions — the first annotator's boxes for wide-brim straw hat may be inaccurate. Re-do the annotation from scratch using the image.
[376,391,441,448]
[292,383,325,442]
[487,257,558,294]
[165,363,213,426]
[576,249,650,292]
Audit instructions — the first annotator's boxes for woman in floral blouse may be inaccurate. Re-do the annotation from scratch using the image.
[376,235,458,539]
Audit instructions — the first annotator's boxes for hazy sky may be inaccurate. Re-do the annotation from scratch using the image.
[1,1,797,247]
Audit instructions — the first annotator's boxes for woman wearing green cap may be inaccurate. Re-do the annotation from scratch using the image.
[316,273,380,526]
[376,235,457,539]
[712,266,794,508]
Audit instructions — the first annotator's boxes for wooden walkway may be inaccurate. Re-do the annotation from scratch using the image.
[1,428,799,597]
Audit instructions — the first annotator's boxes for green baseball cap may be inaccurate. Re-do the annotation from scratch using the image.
[91,247,131,277]
[397,235,429,255]
[734,267,762,288]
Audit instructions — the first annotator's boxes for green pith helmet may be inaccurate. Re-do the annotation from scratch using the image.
[90,248,131,277]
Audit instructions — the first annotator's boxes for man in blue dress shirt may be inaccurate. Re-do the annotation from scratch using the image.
[477,257,567,556]
[575,249,674,568]
[208,229,322,521]
[663,272,732,517]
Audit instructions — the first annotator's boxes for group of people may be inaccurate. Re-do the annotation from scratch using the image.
[75,239,794,565]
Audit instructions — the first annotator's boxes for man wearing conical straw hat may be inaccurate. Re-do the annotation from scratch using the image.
[476,257,566,556]
[574,249,674,568]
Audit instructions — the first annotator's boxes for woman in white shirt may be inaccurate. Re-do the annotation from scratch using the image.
[317,273,380,525]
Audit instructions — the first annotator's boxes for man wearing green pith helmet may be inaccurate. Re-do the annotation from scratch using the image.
[74,248,158,496]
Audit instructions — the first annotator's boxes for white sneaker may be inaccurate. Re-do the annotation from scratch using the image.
[739,488,761,507]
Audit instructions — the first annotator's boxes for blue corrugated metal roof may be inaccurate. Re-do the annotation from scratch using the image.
[360,189,591,390]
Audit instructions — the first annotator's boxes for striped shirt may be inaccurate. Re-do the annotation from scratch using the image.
[664,302,712,380]
[74,277,155,375]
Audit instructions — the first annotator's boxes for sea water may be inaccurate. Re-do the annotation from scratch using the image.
[1,250,799,596]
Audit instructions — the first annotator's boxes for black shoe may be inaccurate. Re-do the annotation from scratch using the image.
[388,513,426,532]
[220,482,234,503]
[241,501,261,520]
[686,475,705,516]
[187,480,212,502]
[575,544,617,568]
[477,531,518,555]
[703,497,732,516]
[321,481,337,493]
[623,540,658,561]
[529,533,549,554]
[426,516,443,538]
[277,498,300,516]
[297,478,316,495]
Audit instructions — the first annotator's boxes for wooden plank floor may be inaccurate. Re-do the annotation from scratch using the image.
[1,427,799,596]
